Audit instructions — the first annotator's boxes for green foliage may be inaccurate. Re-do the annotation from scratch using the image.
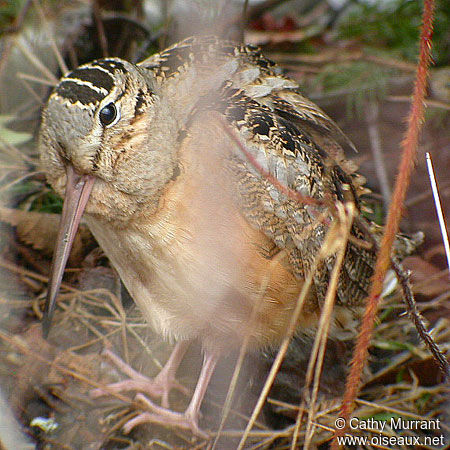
[313,61,394,115]
[0,0,27,33]
[29,188,63,214]
[5,181,62,214]
[373,340,417,352]
[362,199,385,225]
[338,0,450,66]
[378,306,394,322]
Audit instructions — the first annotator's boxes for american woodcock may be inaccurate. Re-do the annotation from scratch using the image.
[39,36,416,437]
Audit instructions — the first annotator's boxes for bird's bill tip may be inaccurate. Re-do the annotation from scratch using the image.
[42,166,95,338]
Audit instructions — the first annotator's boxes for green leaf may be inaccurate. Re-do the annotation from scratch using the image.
[373,340,416,352]
[29,189,63,214]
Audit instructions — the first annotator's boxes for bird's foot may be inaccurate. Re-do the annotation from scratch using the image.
[91,348,189,408]
[124,393,208,439]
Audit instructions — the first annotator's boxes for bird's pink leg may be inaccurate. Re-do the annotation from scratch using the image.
[122,349,220,438]
[91,341,190,408]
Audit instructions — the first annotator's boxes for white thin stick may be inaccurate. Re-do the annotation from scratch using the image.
[425,152,450,275]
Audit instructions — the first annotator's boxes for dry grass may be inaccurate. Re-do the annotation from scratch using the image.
[0,257,447,448]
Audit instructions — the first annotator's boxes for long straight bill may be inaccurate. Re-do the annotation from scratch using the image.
[42,166,95,338]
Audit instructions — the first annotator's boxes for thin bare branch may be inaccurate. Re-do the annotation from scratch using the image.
[365,100,391,208]
[14,37,58,84]
[293,204,355,449]
[92,0,109,57]
[17,72,56,87]
[218,114,323,208]
[333,2,445,445]
[31,0,68,75]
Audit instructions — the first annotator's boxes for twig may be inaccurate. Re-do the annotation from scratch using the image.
[0,136,36,165]
[31,0,68,75]
[245,28,319,46]
[406,180,450,207]
[332,2,442,446]
[212,249,288,448]
[391,257,449,375]
[92,0,109,57]
[240,0,249,43]
[268,50,417,72]
[0,0,33,87]
[365,100,391,209]
[293,204,355,449]
[352,215,449,388]
[17,76,45,106]
[388,95,450,111]
[14,37,58,84]
[0,329,132,404]
[218,114,323,208]
[17,72,56,87]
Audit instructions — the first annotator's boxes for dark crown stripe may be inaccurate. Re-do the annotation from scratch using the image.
[55,80,105,105]
[67,67,114,92]
[93,59,127,75]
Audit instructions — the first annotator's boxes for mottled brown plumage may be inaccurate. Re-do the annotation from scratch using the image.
[39,36,417,436]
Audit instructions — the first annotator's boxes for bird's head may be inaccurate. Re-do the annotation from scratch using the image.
[40,57,181,216]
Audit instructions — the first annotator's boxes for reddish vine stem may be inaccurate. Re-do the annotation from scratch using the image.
[332,1,440,448]
[217,114,324,207]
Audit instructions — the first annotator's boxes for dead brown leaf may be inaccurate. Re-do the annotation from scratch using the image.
[0,207,94,267]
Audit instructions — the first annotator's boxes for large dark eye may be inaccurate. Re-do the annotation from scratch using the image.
[99,103,117,126]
